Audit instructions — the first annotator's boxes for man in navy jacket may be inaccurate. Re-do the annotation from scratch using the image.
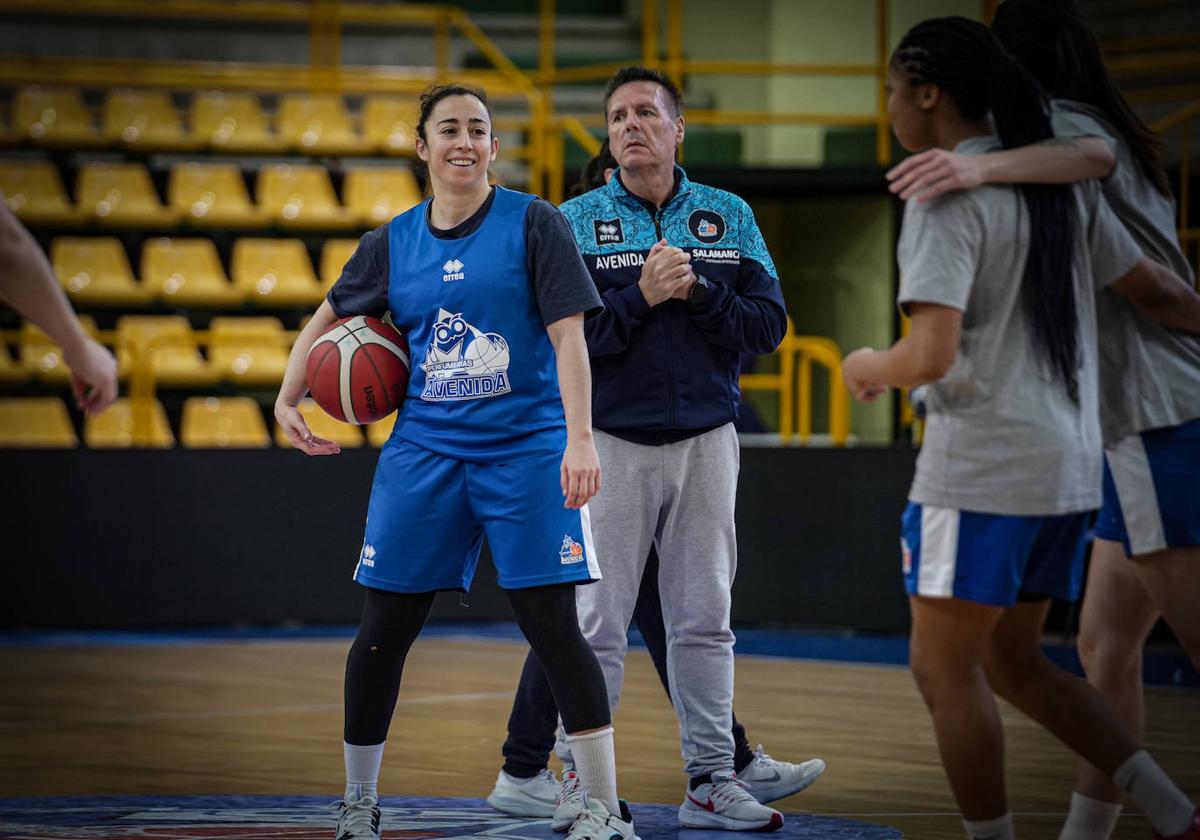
[557,66,806,832]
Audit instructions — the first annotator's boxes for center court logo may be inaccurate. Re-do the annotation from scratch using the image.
[420,309,512,402]
[442,259,465,282]
[560,535,584,564]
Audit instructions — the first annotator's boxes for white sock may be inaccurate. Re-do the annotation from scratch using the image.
[1113,750,1195,837]
[962,812,1015,840]
[344,741,385,801]
[565,726,619,814]
[1059,791,1122,840]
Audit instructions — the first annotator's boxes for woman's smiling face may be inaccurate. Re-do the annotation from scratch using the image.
[417,94,498,190]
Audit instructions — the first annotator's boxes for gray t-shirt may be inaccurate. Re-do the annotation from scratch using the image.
[898,135,1143,516]
[1052,100,1200,443]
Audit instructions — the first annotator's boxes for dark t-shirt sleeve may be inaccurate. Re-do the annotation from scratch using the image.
[327,223,390,318]
[525,198,603,326]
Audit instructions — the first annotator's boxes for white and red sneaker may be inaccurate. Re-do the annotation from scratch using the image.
[551,769,586,832]
[678,771,784,831]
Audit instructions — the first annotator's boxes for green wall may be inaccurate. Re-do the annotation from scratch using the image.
[750,196,896,443]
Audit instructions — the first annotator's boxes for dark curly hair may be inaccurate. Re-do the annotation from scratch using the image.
[416,83,493,143]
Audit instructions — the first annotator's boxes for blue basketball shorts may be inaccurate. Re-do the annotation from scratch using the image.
[900,502,1091,607]
[353,437,602,592]
[1095,417,1200,557]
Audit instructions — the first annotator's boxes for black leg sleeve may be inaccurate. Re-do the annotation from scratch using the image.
[501,648,561,778]
[507,583,610,734]
[343,586,436,746]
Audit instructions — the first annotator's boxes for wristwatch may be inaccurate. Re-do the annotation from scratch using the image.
[687,274,710,306]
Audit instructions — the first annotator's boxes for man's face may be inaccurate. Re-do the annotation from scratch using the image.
[606,81,684,175]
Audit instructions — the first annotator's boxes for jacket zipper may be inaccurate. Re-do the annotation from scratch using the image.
[651,205,677,428]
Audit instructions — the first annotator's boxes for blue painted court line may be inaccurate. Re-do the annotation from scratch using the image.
[1,622,1194,687]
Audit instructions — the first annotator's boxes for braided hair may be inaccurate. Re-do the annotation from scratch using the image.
[895,16,1081,401]
[993,0,1170,197]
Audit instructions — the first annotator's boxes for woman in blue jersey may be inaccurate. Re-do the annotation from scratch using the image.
[275,85,637,840]
[841,17,1200,840]
[884,4,1200,838]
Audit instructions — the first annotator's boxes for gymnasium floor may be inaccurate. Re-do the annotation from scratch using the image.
[1,625,1197,839]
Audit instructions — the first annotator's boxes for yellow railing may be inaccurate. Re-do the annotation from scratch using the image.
[535,0,896,168]
[740,321,850,447]
[1150,100,1200,285]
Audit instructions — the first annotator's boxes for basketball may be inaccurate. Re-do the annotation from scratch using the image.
[305,315,410,425]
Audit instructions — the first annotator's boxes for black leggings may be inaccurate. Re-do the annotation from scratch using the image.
[501,546,755,777]
[344,583,610,745]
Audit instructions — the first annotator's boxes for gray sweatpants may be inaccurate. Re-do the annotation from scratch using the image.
[577,424,740,779]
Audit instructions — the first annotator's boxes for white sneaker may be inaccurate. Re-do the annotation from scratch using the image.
[331,790,381,840]
[552,768,586,831]
[487,768,561,817]
[678,772,784,831]
[738,745,826,804]
[564,794,639,840]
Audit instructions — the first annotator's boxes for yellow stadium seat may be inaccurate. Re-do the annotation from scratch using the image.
[256,163,355,230]
[278,93,366,155]
[84,397,174,448]
[141,237,243,307]
[168,162,264,227]
[191,91,282,153]
[20,316,115,384]
[103,89,200,152]
[209,316,289,386]
[0,343,30,386]
[14,86,101,148]
[363,97,418,155]
[343,166,422,226]
[77,162,180,228]
[366,412,397,447]
[117,315,217,388]
[320,238,359,294]
[181,396,270,448]
[0,160,84,225]
[51,236,151,307]
[275,398,364,448]
[0,398,78,448]
[231,238,324,306]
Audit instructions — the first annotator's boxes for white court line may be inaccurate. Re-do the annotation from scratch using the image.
[0,690,513,729]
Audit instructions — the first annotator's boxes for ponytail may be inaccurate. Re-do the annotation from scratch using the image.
[895,17,1080,400]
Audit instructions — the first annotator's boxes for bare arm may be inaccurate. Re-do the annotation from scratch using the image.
[842,303,962,400]
[546,312,600,509]
[887,137,1115,203]
[1109,258,1200,334]
[273,298,342,455]
[0,203,117,415]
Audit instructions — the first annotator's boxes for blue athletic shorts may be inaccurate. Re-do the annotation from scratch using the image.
[353,437,601,592]
[1096,417,1200,557]
[900,502,1091,607]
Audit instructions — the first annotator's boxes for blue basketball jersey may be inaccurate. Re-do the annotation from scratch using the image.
[386,187,567,460]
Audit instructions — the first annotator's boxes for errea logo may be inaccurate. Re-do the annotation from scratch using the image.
[361,543,377,568]
[593,218,625,245]
[442,259,465,282]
